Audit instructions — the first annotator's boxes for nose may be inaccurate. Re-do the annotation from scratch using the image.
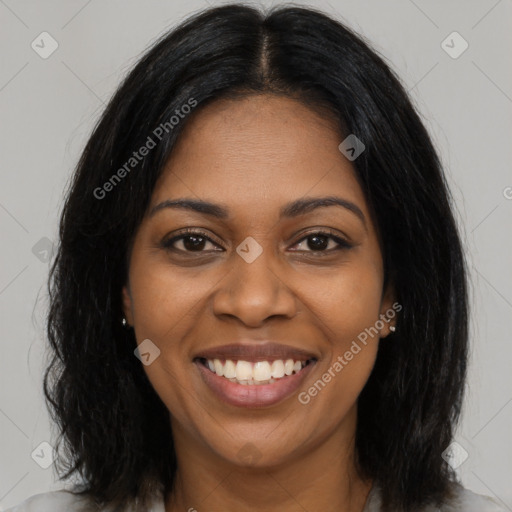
[212,243,297,327]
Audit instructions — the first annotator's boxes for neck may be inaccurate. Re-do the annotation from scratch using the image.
[165,405,373,512]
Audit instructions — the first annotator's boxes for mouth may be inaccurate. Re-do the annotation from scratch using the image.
[193,356,317,408]
[195,357,316,385]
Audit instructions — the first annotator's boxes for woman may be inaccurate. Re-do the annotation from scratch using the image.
[6,3,506,512]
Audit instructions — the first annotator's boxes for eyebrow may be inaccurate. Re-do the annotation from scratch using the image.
[149,195,366,227]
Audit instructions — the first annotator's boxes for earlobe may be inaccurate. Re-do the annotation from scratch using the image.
[122,285,134,326]
[379,282,398,338]
[378,313,397,339]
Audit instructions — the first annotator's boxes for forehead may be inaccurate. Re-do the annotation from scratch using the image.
[151,94,367,217]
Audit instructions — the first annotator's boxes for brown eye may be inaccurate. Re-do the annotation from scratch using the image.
[161,230,222,253]
[291,231,352,253]
[161,229,352,257]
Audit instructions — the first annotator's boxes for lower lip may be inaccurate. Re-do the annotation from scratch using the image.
[194,360,316,408]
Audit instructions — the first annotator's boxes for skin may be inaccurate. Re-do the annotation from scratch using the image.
[122,94,396,512]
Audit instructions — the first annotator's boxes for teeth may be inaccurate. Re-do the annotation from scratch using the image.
[224,359,236,379]
[253,361,271,381]
[213,359,224,377]
[270,360,285,378]
[204,358,310,384]
[284,359,294,376]
[235,360,252,381]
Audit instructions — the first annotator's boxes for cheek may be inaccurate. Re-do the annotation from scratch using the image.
[128,252,217,340]
[305,261,384,344]
[126,253,226,414]
[300,343,378,433]
[297,281,382,426]
[298,259,383,404]
[126,256,200,423]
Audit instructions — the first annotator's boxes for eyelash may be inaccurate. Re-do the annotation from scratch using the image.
[161,228,352,256]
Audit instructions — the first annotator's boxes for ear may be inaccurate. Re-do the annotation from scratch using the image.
[378,281,398,339]
[122,284,134,327]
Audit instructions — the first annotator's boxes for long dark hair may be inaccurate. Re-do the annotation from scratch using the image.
[44,4,468,511]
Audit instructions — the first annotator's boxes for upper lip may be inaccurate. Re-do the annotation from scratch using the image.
[194,342,318,362]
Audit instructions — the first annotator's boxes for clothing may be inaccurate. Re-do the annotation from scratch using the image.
[363,483,507,511]
[3,490,164,512]
[5,483,507,511]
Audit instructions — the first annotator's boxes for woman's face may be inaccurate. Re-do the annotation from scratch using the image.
[122,94,395,468]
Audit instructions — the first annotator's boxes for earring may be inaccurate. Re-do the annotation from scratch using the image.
[122,317,128,328]
[389,325,396,333]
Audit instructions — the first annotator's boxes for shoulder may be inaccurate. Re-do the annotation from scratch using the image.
[365,483,507,511]
[3,489,166,512]
[439,484,507,512]
[3,490,94,512]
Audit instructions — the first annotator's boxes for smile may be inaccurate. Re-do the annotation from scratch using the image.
[198,357,315,385]
[194,357,317,408]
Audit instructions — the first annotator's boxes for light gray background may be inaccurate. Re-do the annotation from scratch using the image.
[0,0,511,509]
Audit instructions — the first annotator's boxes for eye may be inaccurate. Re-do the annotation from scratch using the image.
[161,228,352,255]
[161,229,222,253]
[290,230,352,254]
